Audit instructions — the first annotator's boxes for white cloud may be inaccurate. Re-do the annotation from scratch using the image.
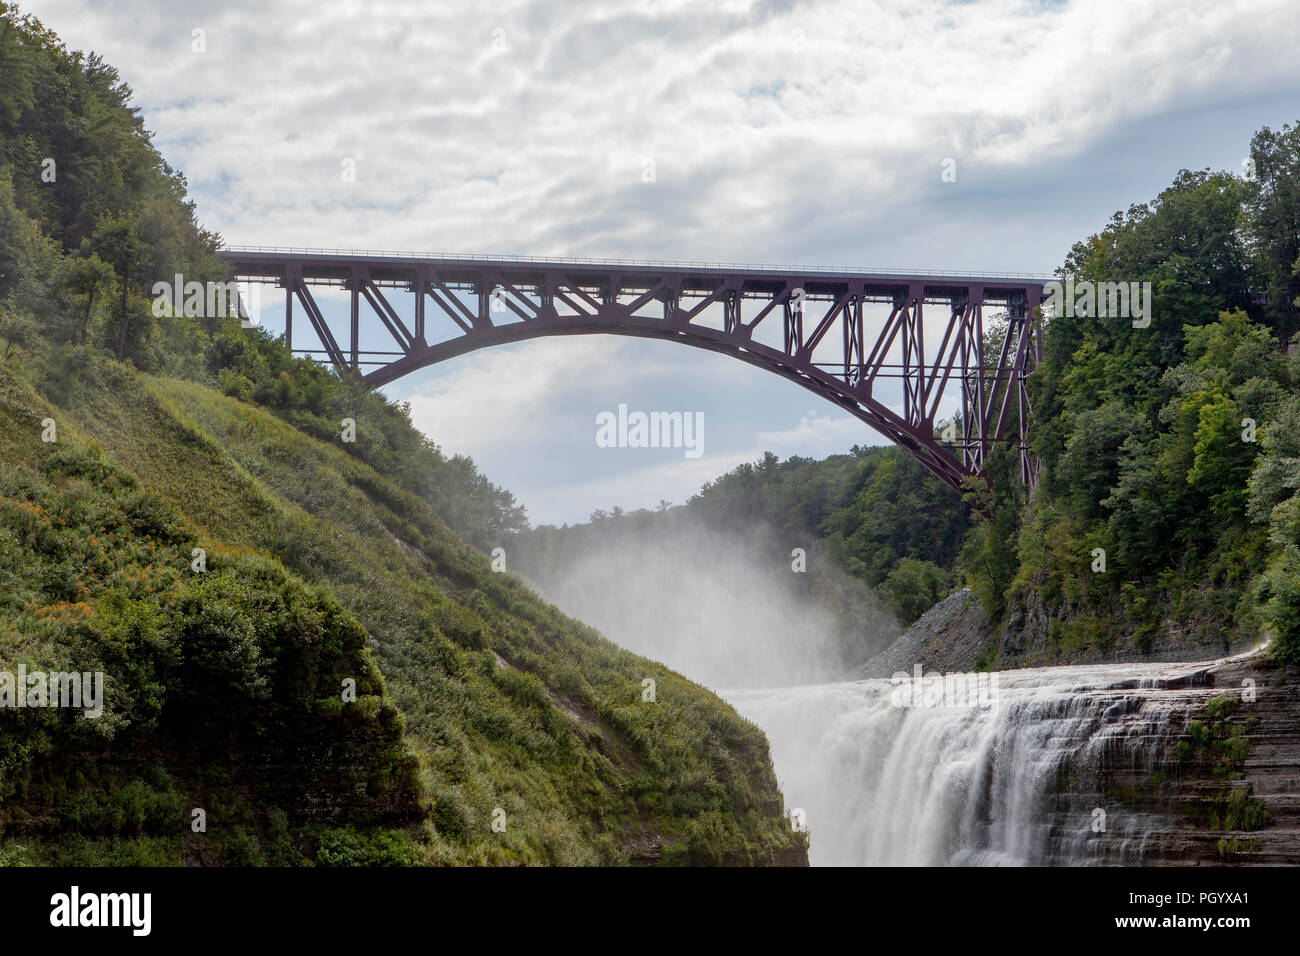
[753,410,868,458]
[23,0,1300,266]
[400,336,634,451]
[532,451,759,524]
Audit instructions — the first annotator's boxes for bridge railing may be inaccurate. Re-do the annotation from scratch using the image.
[222,244,1054,282]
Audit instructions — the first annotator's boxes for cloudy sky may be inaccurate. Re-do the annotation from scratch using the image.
[22,0,1300,524]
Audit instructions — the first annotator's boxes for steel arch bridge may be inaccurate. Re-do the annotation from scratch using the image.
[223,247,1045,494]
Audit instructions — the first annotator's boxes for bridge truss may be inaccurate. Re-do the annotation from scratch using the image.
[224,248,1045,494]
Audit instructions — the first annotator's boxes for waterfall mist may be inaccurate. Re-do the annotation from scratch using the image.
[511,518,900,689]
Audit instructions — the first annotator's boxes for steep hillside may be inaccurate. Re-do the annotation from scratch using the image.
[0,351,806,865]
[0,6,805,866]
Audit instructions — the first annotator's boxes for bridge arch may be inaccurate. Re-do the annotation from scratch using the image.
[225,248,1044,494]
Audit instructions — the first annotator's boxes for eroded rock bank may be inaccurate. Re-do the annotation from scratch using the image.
[855,587,1262,677]
[848,589,1297,865]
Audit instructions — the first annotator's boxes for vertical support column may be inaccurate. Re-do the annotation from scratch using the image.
[662,275,681,325]
[1028,284,1043,365]
[283,267,295,352]
[783,281,804,356]
[539,272,558,322]
[1015,287,1028,483]
[975,295,987,467]
[413,266,428,345]
[914,285,925,412]
[903,283,925,426]
[958,300,970,469]
[478,269,497,330]
[349,265,360,370]
[1020,283,1043,485]
[1017,372,1030,482]
[987,287,1028,481]
[962,286,983,471]
[479,281,487,328]
[843,286,864,385]
[723,281,741,336]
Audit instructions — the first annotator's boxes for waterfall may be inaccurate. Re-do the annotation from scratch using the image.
[723,661,1220,866]
[511,532,1243,866]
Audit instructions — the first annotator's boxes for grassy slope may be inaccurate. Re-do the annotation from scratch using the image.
[1,354,803,865]
[1,362,430,865]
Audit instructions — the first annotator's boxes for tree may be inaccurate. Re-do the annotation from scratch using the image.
[90,215,149,363]
[883,558,951,626]
[61,251,114,345]
[1186,388,1254,519]
[1248,393,1300,526]
[0,7,37,129]
[0,305,35,359]
[1244,123,1300,338]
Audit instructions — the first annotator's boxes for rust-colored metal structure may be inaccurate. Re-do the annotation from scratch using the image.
[224,247,1044,493]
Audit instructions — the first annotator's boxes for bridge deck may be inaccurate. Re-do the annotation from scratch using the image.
[225,247,1051,298]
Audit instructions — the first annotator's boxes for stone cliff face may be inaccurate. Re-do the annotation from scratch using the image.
[853,592,1298,865]
[850,588,990,678]
[860,587,1259,675]
[1136,658,1300,865]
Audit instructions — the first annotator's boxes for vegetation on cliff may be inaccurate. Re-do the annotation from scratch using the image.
[974,144,1300,665]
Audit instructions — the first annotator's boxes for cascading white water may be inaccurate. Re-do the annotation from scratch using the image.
[723,661,1222,866]
[512,527,1243,866]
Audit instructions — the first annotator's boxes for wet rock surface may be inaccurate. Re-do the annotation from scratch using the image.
[841,596,1297,865]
